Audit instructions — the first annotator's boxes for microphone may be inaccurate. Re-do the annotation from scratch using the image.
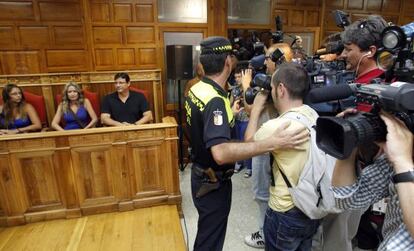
[307,84,358,103]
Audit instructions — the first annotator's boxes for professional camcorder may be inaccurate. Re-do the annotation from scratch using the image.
[315,22,414,160]
[305,58,354,88]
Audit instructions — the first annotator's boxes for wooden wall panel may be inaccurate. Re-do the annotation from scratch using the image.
[95,49,115,68]
[46,50,88,71]
[135,4,154,22]
[93,27,123,44]
[126,27,155,43]
[91,3,111,22]
[114,3,133,22]
[117,48,135,66]
[38,2,82,22]
[19,27,50,48]
[138,48,157,67]
[0,27,16,48]
[53,26,84,47]
[0,1,35,21]
[0,51,42,74]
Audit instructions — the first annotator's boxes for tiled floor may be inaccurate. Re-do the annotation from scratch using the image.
[179,165,374,251]
[180,164,260,251]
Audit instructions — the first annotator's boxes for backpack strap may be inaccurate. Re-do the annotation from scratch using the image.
[281,110,315,131]
[277,166,292,188]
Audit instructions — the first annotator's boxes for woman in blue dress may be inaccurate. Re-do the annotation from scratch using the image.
[51,82,97,131]
[0,84,42,134]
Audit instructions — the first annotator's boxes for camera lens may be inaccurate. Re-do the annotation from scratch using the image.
[316,113,387,159]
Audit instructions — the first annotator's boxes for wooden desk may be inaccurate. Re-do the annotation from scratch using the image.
[0,117,180,227]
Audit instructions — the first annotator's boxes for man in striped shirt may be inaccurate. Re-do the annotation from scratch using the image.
[331,112,414,250]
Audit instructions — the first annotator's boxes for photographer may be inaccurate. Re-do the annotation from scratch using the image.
[312,15,389,250]
[340,15,388,85]
[242,42,293,248]
[251,62,319,250]
[331,112,414,250]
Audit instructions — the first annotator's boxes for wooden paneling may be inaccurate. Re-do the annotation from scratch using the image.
[0,120,180,226]
[91,3,111,22]
[93,27,123,44]
[117,48,135,65]
[19,27,50,48]
[0,69,163,123]
[53,26,84,46]
[0,1,35,21]
[38,2,82,22]
[136,4,154,22]
[46,50,88,72]
[0,27,16,48]
[126,27,155,43]
[0,51,42,74]
[320,0,404,41]
[114,3,133,22]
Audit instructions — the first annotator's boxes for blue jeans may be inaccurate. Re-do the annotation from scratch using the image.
[252,153,271,230]
[264,207,320,251]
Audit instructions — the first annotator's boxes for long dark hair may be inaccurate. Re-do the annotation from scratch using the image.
[1,83,26,128]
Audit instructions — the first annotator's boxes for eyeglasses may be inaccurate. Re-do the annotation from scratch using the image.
[264,56,272,60]
[9,92,22,96]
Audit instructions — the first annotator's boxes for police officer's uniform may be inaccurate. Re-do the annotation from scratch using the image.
[185,36,235,251]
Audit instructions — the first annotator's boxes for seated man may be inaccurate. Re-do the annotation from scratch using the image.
[101,72,153,126]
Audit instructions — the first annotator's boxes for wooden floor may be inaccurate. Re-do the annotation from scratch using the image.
[0,205,186,251]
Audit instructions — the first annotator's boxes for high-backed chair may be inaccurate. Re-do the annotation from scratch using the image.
[24,91,47,128]
[129,86,149,100]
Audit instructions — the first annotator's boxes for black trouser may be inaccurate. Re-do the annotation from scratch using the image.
[191,166,232,251]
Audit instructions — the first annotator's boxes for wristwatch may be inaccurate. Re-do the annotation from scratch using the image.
[392,170,414,183]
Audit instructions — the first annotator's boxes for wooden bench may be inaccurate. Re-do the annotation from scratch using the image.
[0,117,180,227]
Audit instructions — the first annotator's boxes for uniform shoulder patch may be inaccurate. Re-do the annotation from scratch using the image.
[213,109,223,125]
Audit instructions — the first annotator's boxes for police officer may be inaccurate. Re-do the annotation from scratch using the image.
[185,36,310,251]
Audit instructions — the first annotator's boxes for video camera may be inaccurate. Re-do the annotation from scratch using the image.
[305,58,354,89]
[244,73,273,105]
[243,46,289,105]
[315,22,414,159]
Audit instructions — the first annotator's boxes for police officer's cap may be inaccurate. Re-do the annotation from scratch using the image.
[200,36,233,55]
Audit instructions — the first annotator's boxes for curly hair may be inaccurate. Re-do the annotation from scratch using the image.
[61,82,84,113]
[1,83,26,128]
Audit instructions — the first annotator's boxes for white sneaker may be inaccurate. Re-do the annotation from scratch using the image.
[244,230,265,249]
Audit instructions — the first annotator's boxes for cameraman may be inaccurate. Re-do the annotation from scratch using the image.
[340,15,388,85]
[331,112,414,250]
[242,43,293,248]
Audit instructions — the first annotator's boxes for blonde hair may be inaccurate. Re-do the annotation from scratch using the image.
[267,43,294,63]
[61,82,84,113]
